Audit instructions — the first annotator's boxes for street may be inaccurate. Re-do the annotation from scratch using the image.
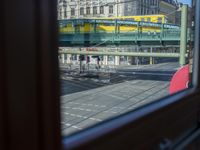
[60,62,179,136]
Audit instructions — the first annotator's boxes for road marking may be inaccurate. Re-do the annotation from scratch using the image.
[69,102,106,108]
[104,110,118,114]
[113,106,125,109]
[72,126,82,130]
[89,118,102,121]
[62,112,102,121]
[132,72,172,76]
[72,107,94,112]
[62,106,71,109]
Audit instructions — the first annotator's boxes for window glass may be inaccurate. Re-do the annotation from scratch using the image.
[147,17,151,22]
[109,5,114,14]
[157,17,162,23]
[86,7,90,15]
[80,7,84,16]
[64,8,67,18]
[71,8,75,16]
[93,6,97,15]
[100,6,104,14]
[58,0,194,136]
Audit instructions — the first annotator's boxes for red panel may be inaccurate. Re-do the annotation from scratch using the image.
[169,64,189,94]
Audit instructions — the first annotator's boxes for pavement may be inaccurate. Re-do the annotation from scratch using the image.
[60,62,180,136]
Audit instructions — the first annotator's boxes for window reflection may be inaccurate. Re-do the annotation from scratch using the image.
[58,0,194,136]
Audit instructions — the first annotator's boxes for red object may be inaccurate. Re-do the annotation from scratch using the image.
[169,64,190,94]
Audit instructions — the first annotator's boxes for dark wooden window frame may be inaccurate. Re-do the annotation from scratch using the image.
[0,0,200,150]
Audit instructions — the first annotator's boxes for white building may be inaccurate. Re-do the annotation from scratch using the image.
[58,0,160,20]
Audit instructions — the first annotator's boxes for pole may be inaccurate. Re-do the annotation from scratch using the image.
[79,48,82,74]
[150,47,153,65]
[61,50,182,58]
[179,4,188,66]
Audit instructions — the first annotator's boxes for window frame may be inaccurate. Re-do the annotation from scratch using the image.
[71,8,75,16]
[62,1,200,149]
[100,6,104,14]
[109,5,114,14]
[93,6,97,15]
[1,0,200,150]
[64,7,67,18]
[0,0,61,150]
[80,7,84,16]
[86,7,90,15]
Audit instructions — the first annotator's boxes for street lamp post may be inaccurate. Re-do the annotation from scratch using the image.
[179,4,188,66]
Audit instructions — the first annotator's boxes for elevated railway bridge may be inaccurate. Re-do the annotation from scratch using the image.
[59,19,184,47]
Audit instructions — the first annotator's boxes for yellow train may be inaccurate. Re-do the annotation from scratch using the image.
[59,15,176,34]
[99,14,168,23]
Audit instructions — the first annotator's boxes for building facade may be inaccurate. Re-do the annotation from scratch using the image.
[159,0,179,24]
[58,0,183,23]
[57,0,160,20]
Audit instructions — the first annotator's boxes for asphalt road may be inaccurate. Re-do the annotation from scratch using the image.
[60,62,178,95]
[60,62,179,136]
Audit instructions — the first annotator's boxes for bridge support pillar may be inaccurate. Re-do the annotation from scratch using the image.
[179,4,188,66]
[130,57,137,65]
[67,54,72,64]
[104,56,108,65]
[150,47,153,65]
[115,56,120,66]
[61,54,65,64]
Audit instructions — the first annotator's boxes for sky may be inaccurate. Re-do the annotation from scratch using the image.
[178,0,192,6]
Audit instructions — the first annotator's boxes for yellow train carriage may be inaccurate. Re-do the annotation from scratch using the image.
[107,15,167,23]
[116,15,167,23]
[59,15,167,34]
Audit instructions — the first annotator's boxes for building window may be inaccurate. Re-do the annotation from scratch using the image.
[86,7,90,15]
[80,7,84,15]
[64,7,67,18]
[100,6,104,14]
[71,8,75,16]
[109,5,113,14]
[93,6,97,15]
[60,8,62,18]
[141,7,143,15]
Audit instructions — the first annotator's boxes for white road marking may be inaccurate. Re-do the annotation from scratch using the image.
[72,126,82,130]
[104,111,118,114]
[69,102,106,108]
[132,72,172,76]
[62,112,102,121]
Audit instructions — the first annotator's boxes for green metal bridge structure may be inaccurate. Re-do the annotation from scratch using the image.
[59,5,190,66]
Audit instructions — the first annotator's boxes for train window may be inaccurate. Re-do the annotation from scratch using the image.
[157,17,162,23]
[124,18,135,21]
[59,0,196,144]
[147,17,151,22]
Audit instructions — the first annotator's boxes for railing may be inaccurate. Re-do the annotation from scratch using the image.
[59,29,183,46]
